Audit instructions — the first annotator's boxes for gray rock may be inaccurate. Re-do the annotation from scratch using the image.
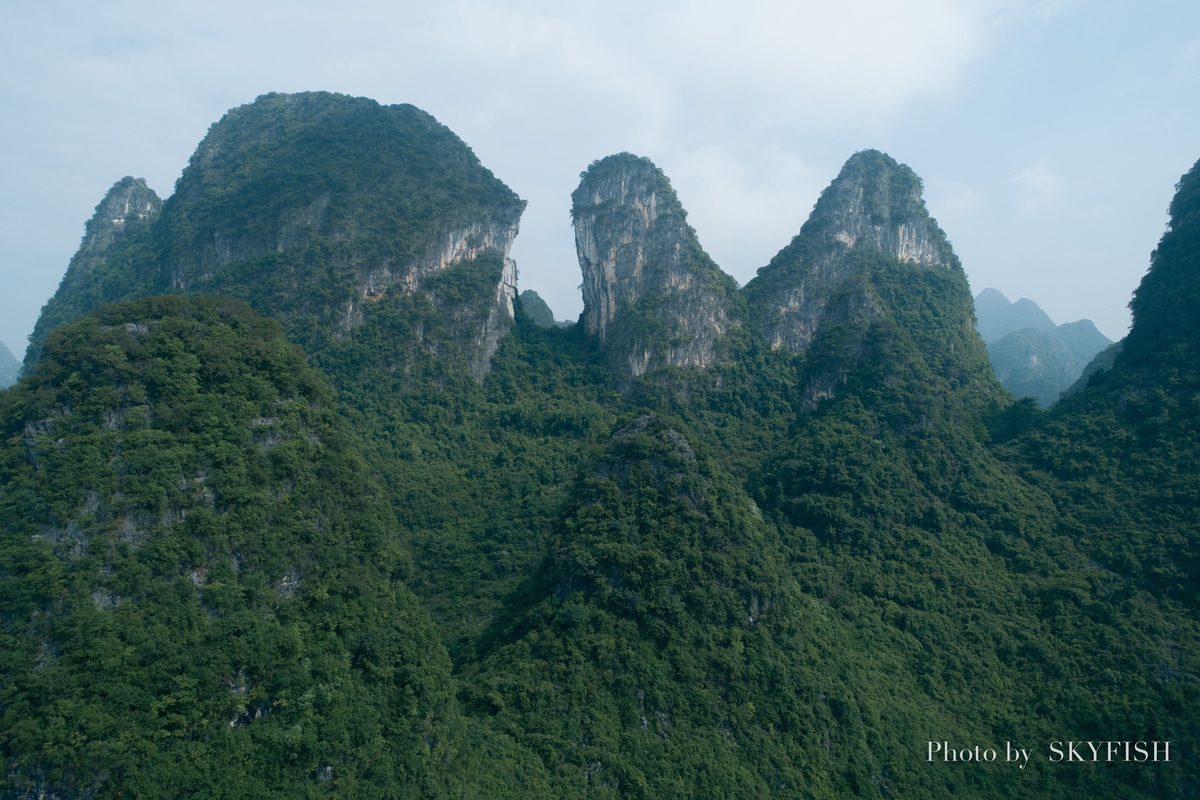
[744,149,958,355]
[572,153,738,376]
[25,177,162,368]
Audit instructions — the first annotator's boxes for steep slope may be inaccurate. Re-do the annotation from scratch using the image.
[743,149,959,357]
[573,154,739,376]
[25,177,162,368]
[0,297,474,796]
[1012,156,1200,605]
[27,92,526,380]
[742,150,996,412]
[466,414,858,796]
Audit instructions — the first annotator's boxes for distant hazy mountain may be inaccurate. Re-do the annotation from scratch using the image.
[517,289,556,328]
[0,340,19,387]
[973,287,1056,342]
[974,289,1112,406]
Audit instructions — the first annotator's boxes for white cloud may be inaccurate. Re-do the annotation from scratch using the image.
[664,146,826,282]
[926,179,988,228]
[427,0,1020,135]
[1012,158,1067,215]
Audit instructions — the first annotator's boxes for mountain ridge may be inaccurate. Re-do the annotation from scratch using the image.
[974,288,1113,406]
[3,96,1196,799]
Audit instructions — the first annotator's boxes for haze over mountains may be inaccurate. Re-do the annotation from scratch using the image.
[0,341,18,388]
[973,288,1113,407]
[1,92,1196,798]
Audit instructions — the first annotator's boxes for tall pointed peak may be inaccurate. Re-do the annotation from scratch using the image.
[798,149,957,268]
[572,153,737,376]
[24,177,162,369]
[80,176,162,259]
[743,150,960,354]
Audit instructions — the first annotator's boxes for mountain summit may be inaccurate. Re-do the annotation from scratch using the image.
[744,149,958,355]
[27,92,526,379]
[572,153,738,376]
[974,289,1112,406]
[25,176,162,367]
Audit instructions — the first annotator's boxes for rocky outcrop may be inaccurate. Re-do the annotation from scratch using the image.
[572,153,737,376]
[742,150,997,413]
[28,92,525,379]
[341,215,521,379]
[744,150,958,354]
[24,177,162,368]
[77,177,161,267]
[159,92,526,377]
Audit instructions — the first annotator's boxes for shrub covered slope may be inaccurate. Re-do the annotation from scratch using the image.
[2,96,1197,798]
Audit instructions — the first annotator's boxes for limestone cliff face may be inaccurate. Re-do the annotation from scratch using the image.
[77,177,162,267]
[157,93,526,378]
[573,153,737,376]
[341,215,521,380]
[743,150,995,412]
[24,177,162,368]
[744,150,958,355]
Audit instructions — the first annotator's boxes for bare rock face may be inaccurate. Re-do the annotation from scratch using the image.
[162,92,526,378]
[744,150,958,355]
[572,153,737,376]
[27,93,524,380]
[77,177,162,267]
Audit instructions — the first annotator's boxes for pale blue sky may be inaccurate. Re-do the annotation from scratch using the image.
[2,0,1197,359]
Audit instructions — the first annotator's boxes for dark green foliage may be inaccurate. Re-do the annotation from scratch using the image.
[1126,158,1200,365]
[0,297,476,797]
[1007,158,1200,608]
[10,101,1200,798]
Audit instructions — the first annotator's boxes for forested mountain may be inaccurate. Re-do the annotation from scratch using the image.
[973,289,1113,407]
[1,93,1196,798]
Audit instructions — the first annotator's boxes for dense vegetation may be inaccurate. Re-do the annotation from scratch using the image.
[1,95,1196,798]
[0,297,468,796]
